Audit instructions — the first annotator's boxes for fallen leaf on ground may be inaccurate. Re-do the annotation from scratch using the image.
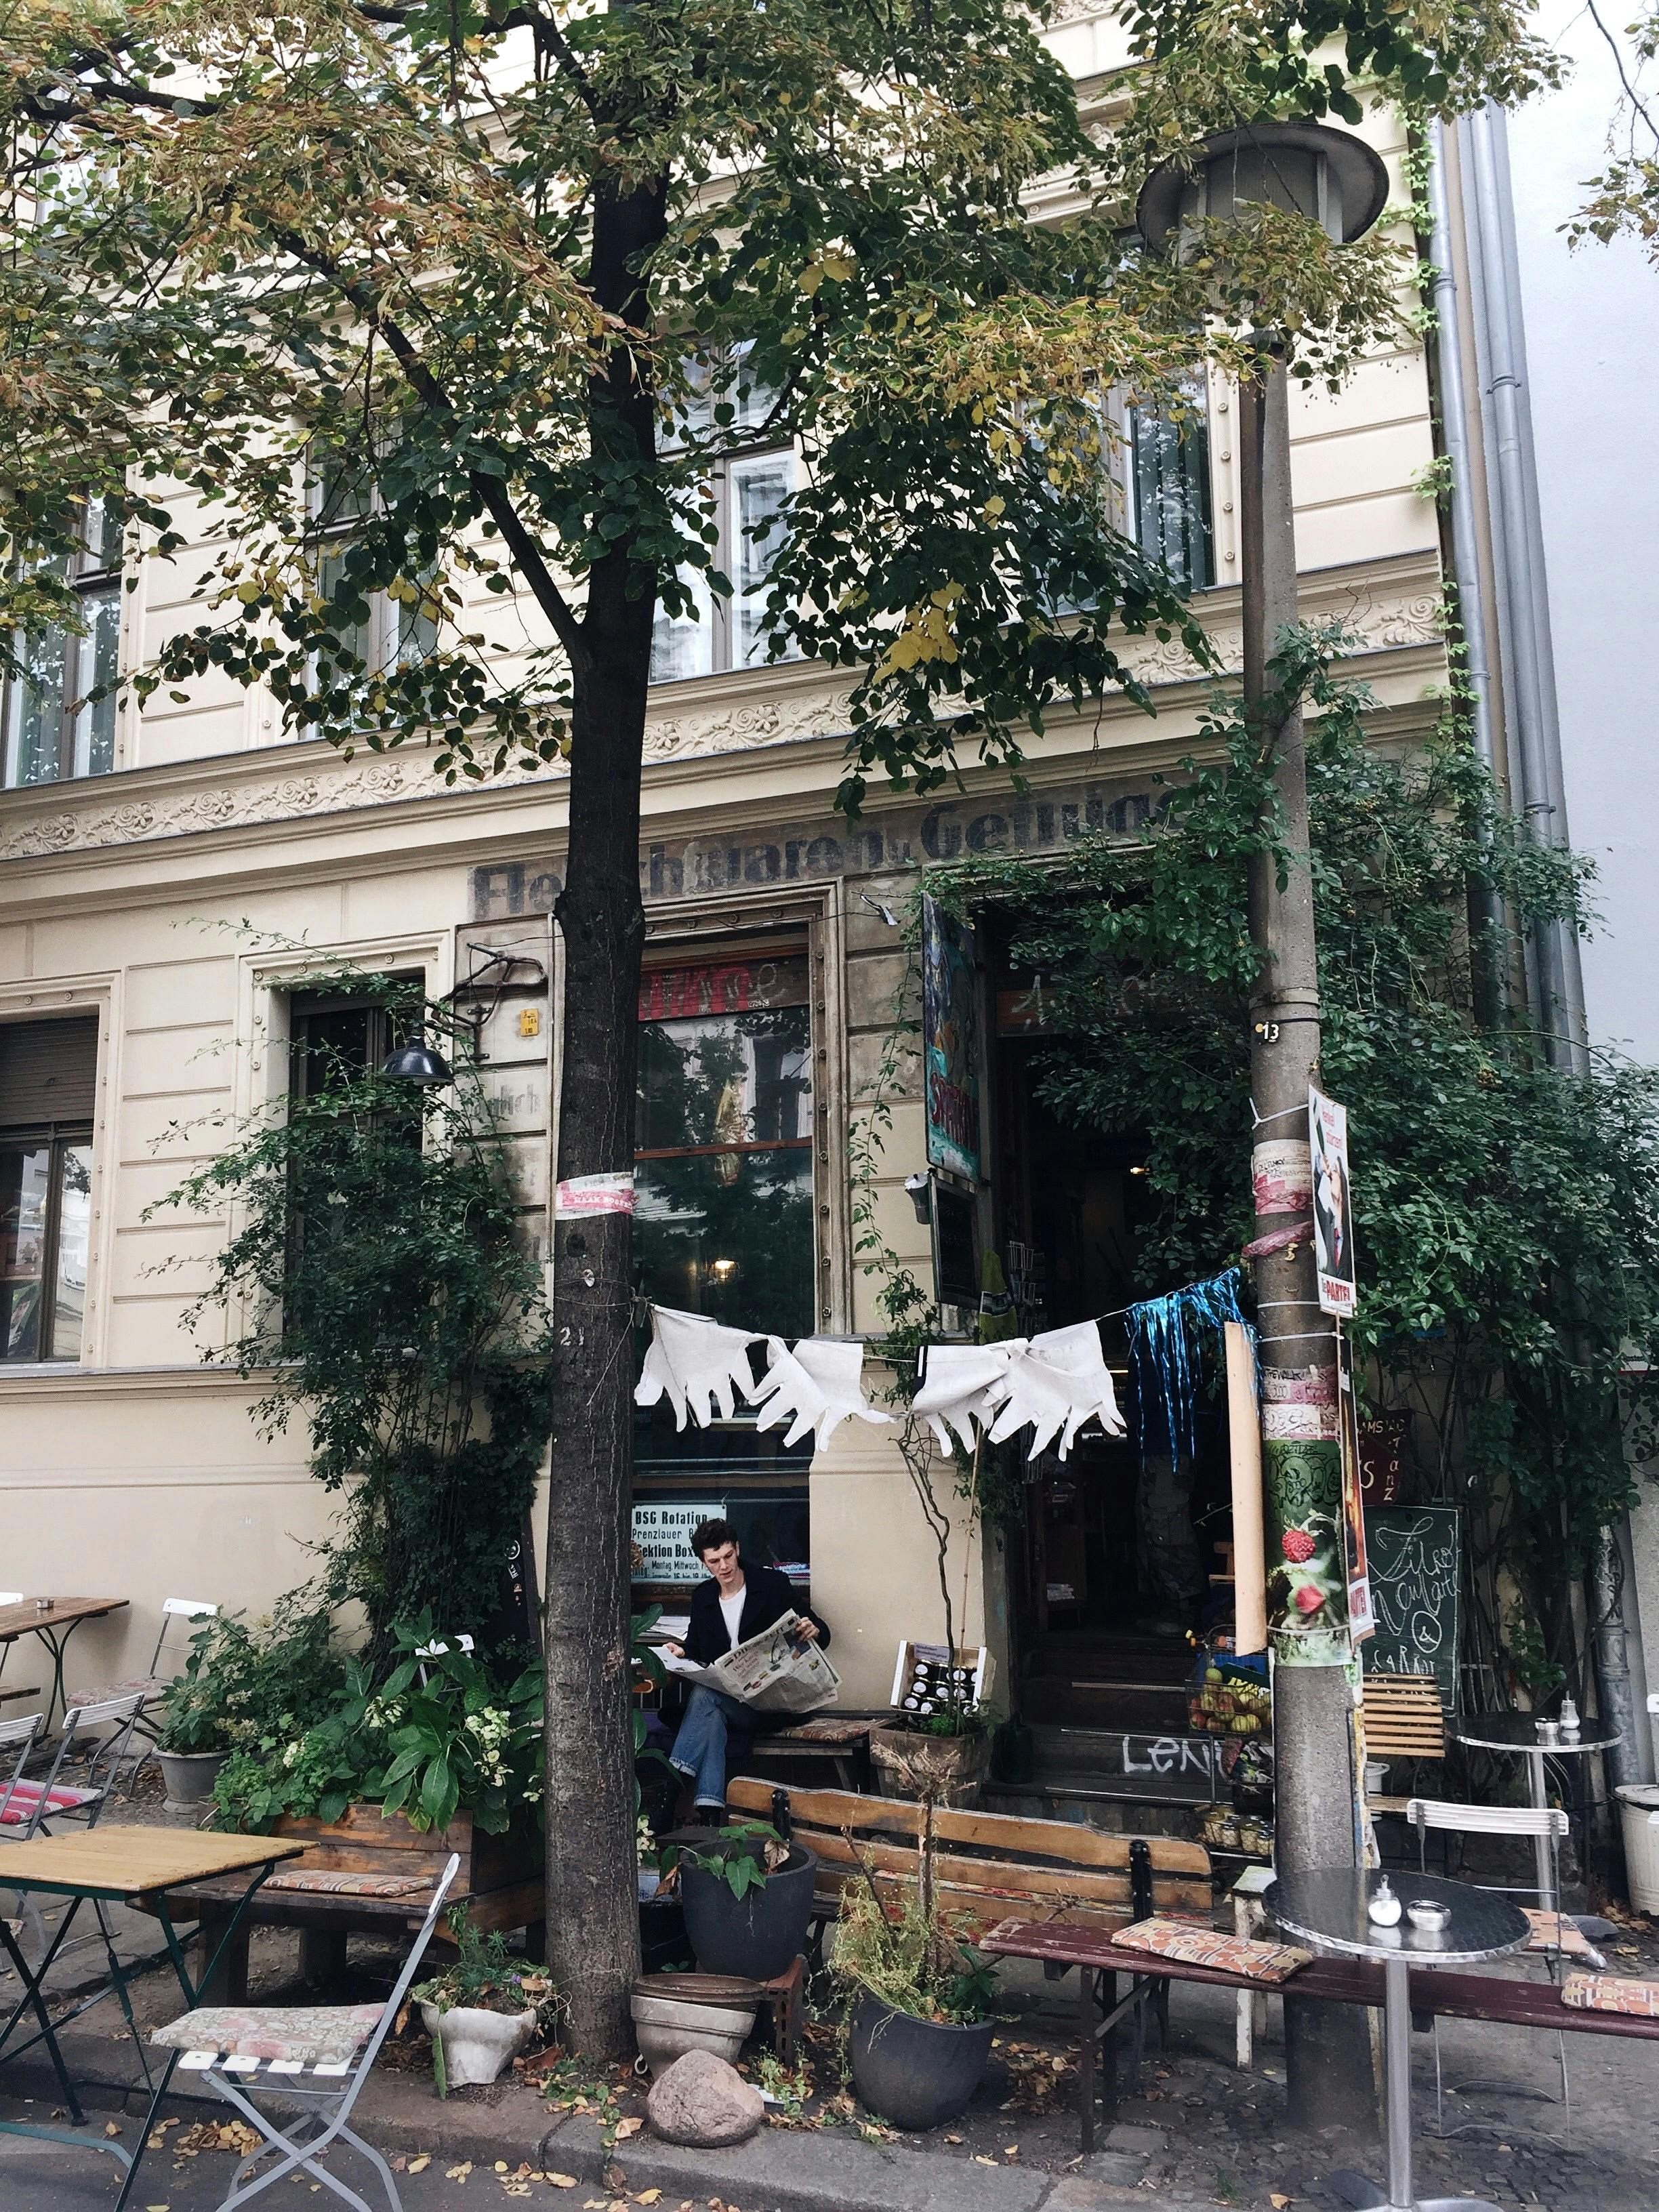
[544,2177,577,2190]
[104,2121,123,2137]
[449,2164,474,2181]
[944,2134,963,2145]
[1004,2144,1019,2156]
[1271,2196,1292,2208]
[636,2193,661,2205]
[497,2163,511,2173]
[407,2156,430,2173]
[614,2116,643,2139]
[974,2156,997,2167]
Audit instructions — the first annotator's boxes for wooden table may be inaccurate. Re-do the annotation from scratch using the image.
[0,1597,129,1727]
[0,1824,304,2209]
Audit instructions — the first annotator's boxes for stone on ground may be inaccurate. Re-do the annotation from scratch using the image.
[645,2048,765,2148]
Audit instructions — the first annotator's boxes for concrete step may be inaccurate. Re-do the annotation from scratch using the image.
[1020,1674,1191,1732]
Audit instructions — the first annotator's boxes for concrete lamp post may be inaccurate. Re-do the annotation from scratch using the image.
[1135,121,1389,2135]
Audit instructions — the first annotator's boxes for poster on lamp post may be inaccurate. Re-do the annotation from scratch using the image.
[1309,1086,1356,1318]
[921,895,982,1183]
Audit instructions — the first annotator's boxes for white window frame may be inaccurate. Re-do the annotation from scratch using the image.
[2,503,124,789]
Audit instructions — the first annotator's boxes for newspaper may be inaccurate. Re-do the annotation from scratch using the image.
[662,1610,840,1715]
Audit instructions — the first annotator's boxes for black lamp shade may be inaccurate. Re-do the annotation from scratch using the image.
[382,1040,454,1088]
[1135,121,1391,257]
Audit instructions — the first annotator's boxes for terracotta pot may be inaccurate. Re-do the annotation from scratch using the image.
[419,2001,536,2089]
[869,1724,991,1808]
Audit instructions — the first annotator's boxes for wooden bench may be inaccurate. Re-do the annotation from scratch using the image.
[1361,1672,1446,1814]
[737,1716,877,1793]
[982,1914,1659,2151]
[725,1778,1213,1952]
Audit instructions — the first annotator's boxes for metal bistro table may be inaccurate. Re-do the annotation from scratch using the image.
[1452,1712,1617,1914]
[0,1597,129,1728]
[0,1824,304,2209]
[1267,1866,1528,2212]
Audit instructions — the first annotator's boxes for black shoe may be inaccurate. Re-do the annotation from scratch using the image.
[693,1803,726,1828]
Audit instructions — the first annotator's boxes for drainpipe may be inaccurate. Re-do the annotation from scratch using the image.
[1460,103,1589,1074]
[1425,122,1504,1031]
[1456,102,1650,1799]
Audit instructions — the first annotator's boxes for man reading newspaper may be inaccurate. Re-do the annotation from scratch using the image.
[660,1518,835,1822]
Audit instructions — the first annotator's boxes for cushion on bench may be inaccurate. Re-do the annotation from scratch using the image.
[1562,1972,1659,2016]
[1521,1908,1601,1958]
[1112,1917,1311,1984]
[152,2001,386,2064]
[264,1870,433,1900]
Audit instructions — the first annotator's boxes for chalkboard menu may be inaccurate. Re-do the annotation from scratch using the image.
[1361,1505,1460,1712]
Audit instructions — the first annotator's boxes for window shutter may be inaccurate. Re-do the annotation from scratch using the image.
[0,1016,99,1128]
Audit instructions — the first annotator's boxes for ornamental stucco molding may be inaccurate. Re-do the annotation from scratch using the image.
[0,573,1441,865]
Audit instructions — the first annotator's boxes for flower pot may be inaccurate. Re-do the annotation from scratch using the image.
[679,1844,816,1980]
[848,1994,994,2129]
[630,1986,757,2075]
[157,1748,228,1807]
[419,2001,536,2089]
[869,1724,991,1809]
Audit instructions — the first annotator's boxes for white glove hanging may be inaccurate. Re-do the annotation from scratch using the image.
[634,1305,760,1431]
[909,1342,1023,1455]
[750,1336,893,1452]
[987,1321,1124,1461]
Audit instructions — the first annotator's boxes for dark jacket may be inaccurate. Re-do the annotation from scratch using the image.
[683,1559,830,1668]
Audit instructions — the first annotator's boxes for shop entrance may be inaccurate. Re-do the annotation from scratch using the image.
[991,992,1234,1744]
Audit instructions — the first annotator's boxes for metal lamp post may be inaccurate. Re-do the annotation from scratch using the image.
[1137,121,1389,2133]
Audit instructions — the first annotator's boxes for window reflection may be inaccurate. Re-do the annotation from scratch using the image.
[1,1145,50,1359]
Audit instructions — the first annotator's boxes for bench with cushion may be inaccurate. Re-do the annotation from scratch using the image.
[981,1914,1659,2151]
[724,1778,1212,1953]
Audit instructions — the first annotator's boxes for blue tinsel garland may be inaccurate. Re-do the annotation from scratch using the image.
[1126,1268,1252,1460]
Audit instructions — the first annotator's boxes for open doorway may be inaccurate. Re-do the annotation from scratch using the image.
[989,954,1234,1734]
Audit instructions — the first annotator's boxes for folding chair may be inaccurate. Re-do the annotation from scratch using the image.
[73,1597,219,1744]
[149,1851,463,2212]
[1406,1797,1578,2139]
[0,1711,45,1832]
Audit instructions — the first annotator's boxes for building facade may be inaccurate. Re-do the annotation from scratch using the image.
[1,44,1446,1727]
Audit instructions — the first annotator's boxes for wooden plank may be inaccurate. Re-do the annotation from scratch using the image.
[274,1807,474,1854]
[822,1864,1130,1934]
[0,1597,129,1641]
[727,1778,1210,1875]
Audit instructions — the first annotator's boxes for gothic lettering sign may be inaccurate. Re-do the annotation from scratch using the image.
[469,777,1166,921]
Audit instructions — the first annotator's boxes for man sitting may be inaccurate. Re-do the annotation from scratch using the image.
[664,1518,830,1822]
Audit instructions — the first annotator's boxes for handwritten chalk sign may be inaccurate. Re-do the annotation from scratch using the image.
[1361,1504,1461,1713]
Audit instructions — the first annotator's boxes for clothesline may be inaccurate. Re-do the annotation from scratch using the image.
[633,1267,1247,1465]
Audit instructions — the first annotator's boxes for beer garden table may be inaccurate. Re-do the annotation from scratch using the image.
[1266,1866,1528,2212]
[0,1597,129,1727]
[0,1824,304,2207]
[1450,1712,1618,1914]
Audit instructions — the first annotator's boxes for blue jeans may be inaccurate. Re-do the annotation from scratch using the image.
[670,1687,748,1809]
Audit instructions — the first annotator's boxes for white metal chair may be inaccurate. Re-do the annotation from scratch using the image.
[1406,1797,1578,2139]
[148,1852,463,2212]
[73,1596,219,1743]
[0,1711,44,1834]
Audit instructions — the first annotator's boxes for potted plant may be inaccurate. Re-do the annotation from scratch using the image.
[835,1803,998,2130]
[662,1820,817,1981]
[152,1614,253,1803]
[869,1702,992,1809]
[414,1918,547,2093]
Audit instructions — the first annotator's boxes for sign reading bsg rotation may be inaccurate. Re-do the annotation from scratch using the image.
[632,1501,724,1585]
[922,895,981,1183]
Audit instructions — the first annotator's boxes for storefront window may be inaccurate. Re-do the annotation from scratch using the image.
[632,949,817,1595]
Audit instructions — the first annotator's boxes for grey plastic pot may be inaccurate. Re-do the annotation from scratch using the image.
[679,1844,816,1981]
[156,1748,228,1806]
[848,1994,994,2131]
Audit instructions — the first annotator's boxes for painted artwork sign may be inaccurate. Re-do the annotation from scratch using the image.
[632,1500,724,1586]
[1310,1087,1357,1317]
[921,895,982,1183]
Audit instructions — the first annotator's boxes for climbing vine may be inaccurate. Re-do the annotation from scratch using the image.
[924,629,1659,1698]
[155,960,552,1652]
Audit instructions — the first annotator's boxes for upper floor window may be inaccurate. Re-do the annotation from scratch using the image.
[0,1016,98,1362]
[651,353,802,685]
[1126,390,1214,594]
[309,447,437,680]
[3,504,122,790]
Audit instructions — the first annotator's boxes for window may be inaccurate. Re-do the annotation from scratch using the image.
[651,355,801,684]
[0,1017,98,1362]
[309,448,438,680]
[289,987,414,1103]
[633,951,815,1332]
[1127,391,1214,594]
[631,948,819,1586]
[3,504,122,789]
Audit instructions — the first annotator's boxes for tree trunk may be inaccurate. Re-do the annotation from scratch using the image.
[1239,363,1374,2132]
[543,161,667,2060]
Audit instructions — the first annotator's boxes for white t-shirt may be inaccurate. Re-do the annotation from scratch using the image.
[718,1583,747,1652]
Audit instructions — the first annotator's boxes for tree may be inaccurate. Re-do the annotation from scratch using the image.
[1,0,1554,2054]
